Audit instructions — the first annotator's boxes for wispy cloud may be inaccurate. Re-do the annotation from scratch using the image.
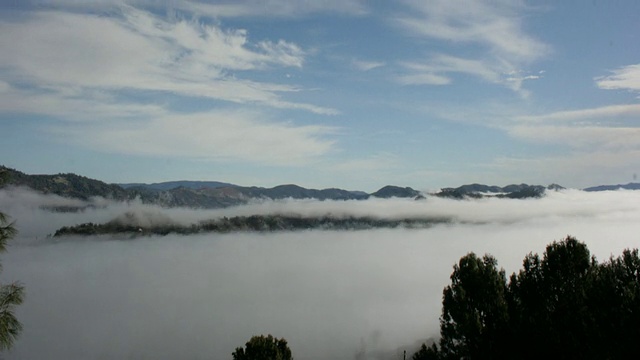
[0,6,336,114]
[487,149,640,188]
[0,4,341,165]
[394,0,547,93]
[508,125,640,150]
[398,55,499,85]
[515,104,640,123]
[11,0,369,18]
[49,111,336,166]
[396,0,547,61]
[595,64,640,93]
[396,71,451,86]
[179,0,369,18]
[504,103,640,155]
[414,96,640,185]
[352,59,385,72]
[497,101,640,183]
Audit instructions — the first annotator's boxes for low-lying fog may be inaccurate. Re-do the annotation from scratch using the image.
[2,188,640,359]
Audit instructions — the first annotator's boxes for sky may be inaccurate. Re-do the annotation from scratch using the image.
[0,0,639,192]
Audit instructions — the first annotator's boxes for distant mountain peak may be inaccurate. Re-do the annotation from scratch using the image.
[370,185,421,199]
[118,180,236,191]
[583,183,640,192]
[434,183,553,199]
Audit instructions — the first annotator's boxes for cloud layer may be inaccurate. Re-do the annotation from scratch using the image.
[0,4,338,166]
[3,189,640,359]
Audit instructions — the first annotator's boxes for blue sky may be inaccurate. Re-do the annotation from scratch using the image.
[1,0,639,191]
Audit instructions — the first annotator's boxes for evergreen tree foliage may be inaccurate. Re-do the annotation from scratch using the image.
[0,170,24,351]
[232,334,293,360]
[412,343,440,360]
[508,236,594,359]
[416,236,640,360]
[0,212,24,351]
[439,254,509,360]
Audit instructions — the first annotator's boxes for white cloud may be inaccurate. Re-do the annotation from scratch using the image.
[396,72,451,86]
[180,0,369,18]
[0,7,336,114]
[416,99,640,185]
[595,64,640,92]
[487,150,640,188]
[508,125,640,150]
[395,0,548,93]
[258,40,306,68]
[352,59,385,71]
[0,86,167,121]
[504,71,541,95]
[398,55,499,86]
[397,0,547,61]
[503,104,640,167]
[495,103,640,186]
[515,104,640,123]
[0,4,342,165]
[14,0,369,17]
[49,111,336,166]
[397,55,542,94]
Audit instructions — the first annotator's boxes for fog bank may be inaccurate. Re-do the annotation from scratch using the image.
[2,189,640,359]
[4,187,640,238]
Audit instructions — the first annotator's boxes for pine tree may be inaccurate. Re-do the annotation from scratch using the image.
[0,211,24,351]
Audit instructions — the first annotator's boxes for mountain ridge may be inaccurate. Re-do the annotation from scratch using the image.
[7,165,636,208]
[583,183,640,192]
[433,183,564,199]
[119,180,236,191]
[0,166,414,208]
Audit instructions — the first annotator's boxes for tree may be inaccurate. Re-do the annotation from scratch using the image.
[438,253,509,360]
[508,236,594,359]
[0,212,24,351]
[232,334,293,360]
[506,236,640,359]
[425,236,640,359]
[412,343,440,360]
[586,248,640,359]
[0,170,24,351]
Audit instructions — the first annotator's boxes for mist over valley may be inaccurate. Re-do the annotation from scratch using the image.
[2,168,640,359]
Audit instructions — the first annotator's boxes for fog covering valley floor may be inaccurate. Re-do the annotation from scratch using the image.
[2,188,640,359]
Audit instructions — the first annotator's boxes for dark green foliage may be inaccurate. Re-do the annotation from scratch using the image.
[53,214,453,237]
[412,343,440,360]
[508,237,594,359]
[0,165,371,209]
[586,248,640,359]
[439,254,509,360]
[418,236,640,360]
[0,282,24,351]
[232,334,292,360]
[0,166,129,201]
[0,170,24,351]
